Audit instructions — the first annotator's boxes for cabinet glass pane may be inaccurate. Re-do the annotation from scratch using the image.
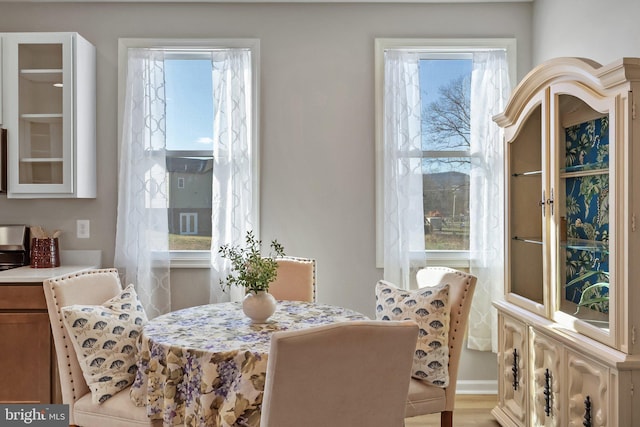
[557,95,609,330]
[17,43,64,185]
[509,105,544,304]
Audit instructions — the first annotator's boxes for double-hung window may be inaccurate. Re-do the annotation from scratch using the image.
[375,38,515,281]
[117,39,259,267]
[116,39,259,316]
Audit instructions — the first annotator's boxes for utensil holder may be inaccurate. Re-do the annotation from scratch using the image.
[30,237,60,268]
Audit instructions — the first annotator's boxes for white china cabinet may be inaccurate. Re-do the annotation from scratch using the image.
[491,57,640,427]
[1,32,95,198]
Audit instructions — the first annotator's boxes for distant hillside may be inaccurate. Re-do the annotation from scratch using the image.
[423,171,470,217]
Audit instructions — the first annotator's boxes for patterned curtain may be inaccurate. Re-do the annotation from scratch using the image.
[115,49,171,319]
[382,50,426,289]
[468,50,511,352]
[209,49,257,303]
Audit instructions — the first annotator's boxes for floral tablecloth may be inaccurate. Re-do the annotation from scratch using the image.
[130,300,367,427]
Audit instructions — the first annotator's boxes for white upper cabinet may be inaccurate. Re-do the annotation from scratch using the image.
[1,32,96,198]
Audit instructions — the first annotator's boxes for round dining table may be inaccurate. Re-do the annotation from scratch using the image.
[130,300,367,427]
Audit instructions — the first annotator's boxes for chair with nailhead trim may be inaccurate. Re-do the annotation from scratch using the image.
[268,256,317,302]
[404,267,477,427]
[43,268,161,427]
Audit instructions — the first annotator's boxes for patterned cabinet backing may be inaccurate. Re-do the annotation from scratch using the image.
[530,329,562,427]
[496,313,528,426]
[566,349,609,427]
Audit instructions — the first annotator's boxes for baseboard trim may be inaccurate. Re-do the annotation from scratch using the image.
[455,380,498,395]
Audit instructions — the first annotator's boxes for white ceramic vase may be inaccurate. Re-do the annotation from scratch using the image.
[242,291,277,323]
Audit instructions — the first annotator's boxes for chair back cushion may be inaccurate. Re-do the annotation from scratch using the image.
[43,269,124,418]
[375,281,451,386]
[413,267,477,412]
[261,320,418,427]
[268,257,316,302]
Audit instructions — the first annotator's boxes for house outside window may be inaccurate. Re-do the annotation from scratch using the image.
[177,177,185,189]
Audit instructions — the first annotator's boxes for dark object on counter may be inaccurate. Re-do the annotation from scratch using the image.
[31,238,60,268]
[0,225,30,270]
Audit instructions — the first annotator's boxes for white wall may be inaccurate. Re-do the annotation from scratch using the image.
[533,0,640,66]
[0,1,532,388]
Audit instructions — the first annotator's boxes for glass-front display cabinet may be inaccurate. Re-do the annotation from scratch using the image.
[1,32,95,198]
[502,74,619,348]
[551,86,613,344]
[492,57,640,427]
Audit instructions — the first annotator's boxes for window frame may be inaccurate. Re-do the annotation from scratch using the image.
[117,38,260,268]
[374,38,516,269]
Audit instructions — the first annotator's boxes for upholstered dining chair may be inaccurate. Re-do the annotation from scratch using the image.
[260,320,419,427]
[43,268,161,427]
[405,266,477,427]
[268,256,316,302]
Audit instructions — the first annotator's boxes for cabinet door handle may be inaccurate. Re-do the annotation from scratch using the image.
[583,395,592,427]
[512,348,518,391]
[547,188,554,216]
[539,190,546,217]
[543,368,551,416]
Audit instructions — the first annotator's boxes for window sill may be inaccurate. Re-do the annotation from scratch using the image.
[411,250,470,269]
[170,251,211,269]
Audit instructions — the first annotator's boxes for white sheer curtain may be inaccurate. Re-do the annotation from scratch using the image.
[382,50,426,289]
[115,49,171,319]
[468,50,511,352]
[209,49,257,303]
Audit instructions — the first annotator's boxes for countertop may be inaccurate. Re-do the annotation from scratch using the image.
[0,265,98,283]
[0,250,101,283]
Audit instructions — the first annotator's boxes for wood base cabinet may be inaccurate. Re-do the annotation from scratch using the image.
[0,283,59,403]
[492,57,640,426]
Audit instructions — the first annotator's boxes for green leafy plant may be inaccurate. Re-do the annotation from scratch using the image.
[566,269,609,314]
[219,231,285,294]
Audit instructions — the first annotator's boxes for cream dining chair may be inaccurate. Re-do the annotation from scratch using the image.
[260,320,419,427]
[405,266,477,427]
[268,256,316,302]
[43,268,160,427]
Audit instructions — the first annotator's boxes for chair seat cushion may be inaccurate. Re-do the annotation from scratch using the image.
[375,281,451,387]
[405,378,447,418]
[74,387,160,427]
[61,284,148,404]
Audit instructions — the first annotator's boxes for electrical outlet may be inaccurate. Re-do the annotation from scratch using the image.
[77,220,90,239]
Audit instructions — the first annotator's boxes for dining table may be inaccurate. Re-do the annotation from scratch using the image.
[130,300,368,427]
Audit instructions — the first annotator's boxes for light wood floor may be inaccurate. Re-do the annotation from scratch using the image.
[405,394,500,427]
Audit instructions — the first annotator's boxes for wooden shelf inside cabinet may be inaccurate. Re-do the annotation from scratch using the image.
[19,158,64,163]
[19,68,63,83]
[20,114,63,123]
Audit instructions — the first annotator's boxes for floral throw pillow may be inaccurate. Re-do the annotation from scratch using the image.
[375,280,450,387]
[61,284,147,404]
